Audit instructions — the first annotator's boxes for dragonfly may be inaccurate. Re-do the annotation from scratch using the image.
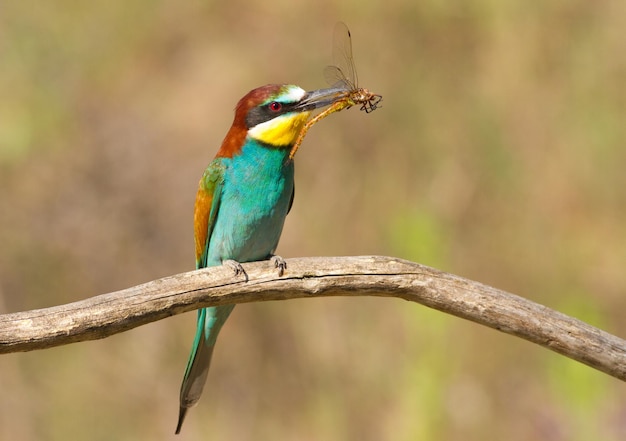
[289,22,382,160]
[324,22,383,114]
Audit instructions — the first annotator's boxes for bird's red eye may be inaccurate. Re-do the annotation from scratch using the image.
[268,101,282,112]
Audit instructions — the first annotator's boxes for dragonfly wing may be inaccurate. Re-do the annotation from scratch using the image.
[332,22,358,89]
[324,65,350,90]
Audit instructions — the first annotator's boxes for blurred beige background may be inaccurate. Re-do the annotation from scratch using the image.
[1,1,625,440]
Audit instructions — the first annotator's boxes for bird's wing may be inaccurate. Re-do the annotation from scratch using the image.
[287,184,295,215]
[177,159,227,434]
[194,159,226,269]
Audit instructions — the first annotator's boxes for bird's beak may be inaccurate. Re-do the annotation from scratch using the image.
[296,87,348,112]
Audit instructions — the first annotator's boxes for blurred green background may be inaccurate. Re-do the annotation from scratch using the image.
[1,1,625,440]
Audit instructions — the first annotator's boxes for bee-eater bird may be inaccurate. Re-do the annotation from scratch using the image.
[176,84,341,434]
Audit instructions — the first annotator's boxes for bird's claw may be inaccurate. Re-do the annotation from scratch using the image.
[270,255,287,277]
[223,259,248,282]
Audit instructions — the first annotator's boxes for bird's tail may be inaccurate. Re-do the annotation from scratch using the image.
[176,305,235,434]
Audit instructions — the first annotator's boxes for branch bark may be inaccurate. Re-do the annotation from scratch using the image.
[1,256,624,381]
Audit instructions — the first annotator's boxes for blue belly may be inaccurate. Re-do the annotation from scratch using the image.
[206,140,294,266]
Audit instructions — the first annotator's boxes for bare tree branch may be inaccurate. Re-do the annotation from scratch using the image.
[1,256,624,381]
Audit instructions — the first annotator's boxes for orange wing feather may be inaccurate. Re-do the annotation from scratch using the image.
[193,160,225,268]
[194,185,212,267]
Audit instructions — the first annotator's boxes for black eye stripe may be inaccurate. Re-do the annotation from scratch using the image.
[245,102,299,129]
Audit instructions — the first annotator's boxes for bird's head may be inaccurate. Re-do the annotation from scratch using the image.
[217,84,340,158]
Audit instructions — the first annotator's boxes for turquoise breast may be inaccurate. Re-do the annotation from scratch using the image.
[206,139,294,266]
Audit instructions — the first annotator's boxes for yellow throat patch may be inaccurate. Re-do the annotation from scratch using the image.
[248,111,311,147]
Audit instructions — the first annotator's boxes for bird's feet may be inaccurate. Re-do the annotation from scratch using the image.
[270,255,287,277]
[223,259,248,282]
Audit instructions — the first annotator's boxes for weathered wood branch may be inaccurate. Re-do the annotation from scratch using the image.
[1,256,624,381]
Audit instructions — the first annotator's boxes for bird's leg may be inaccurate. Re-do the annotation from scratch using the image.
[269,255,287,277]
[222,259,249,282]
